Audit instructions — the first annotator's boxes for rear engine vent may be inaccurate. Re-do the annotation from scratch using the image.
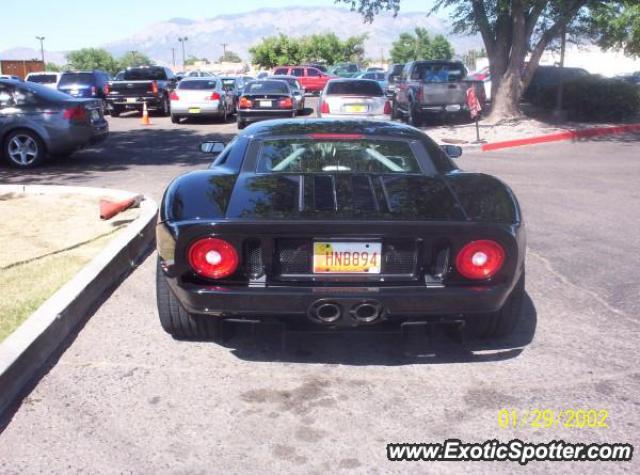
[382,240,418,275]
[277,239,312,275]
[244,240,264,278]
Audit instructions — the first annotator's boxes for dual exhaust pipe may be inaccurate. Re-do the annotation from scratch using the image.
[309,300,383,325]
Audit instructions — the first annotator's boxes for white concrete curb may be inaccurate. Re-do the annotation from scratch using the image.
[0,185,157,416]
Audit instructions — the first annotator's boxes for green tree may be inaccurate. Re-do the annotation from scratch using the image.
[389,28,453,62]
[218,50,242,62]
[118,51,152,70]
[250,33,367,68]
[336,0,640,122]
[45,62,63,72]
[65,48,119,75]
[184,55,209,66]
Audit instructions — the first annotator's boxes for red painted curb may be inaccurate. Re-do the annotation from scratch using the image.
[481,123,640,152]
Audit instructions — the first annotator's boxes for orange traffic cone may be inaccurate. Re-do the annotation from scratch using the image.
[141,101,151,125]
[99,195,143,220]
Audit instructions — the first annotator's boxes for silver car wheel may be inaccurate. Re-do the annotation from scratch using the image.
[8,135,39,166]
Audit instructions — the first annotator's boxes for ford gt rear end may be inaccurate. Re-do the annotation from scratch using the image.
[156,119,526,341]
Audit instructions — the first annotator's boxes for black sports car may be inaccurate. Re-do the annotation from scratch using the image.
[156,119,526,341]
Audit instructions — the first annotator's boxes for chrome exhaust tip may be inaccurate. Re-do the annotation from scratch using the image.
[311,302,342,324]
[351,301,382,323]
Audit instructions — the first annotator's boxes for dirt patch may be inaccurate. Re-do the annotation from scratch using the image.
[0,192,139,341]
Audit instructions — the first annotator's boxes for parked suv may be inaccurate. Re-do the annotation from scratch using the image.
[106,66,176,117]
[272,66,333,94]
[57,70,111,110]
[25,72,62,89]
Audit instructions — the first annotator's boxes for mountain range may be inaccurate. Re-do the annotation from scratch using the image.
[1,6,481,67]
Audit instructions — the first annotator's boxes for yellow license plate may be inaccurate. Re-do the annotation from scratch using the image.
[313,242,382,274]
[345,104,367,113]
[188,107,201,113]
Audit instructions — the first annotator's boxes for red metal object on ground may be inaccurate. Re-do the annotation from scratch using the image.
[100,195,143,220]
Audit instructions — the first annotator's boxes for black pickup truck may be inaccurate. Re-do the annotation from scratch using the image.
[393,60,486,126]
[106,66,177,117]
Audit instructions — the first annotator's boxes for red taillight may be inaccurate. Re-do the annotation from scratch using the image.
[187,237,239,280]
[169,91,179,101]
[63,106,88,122]
[210,92,221,101]
[239,97,252,109]
[455,240,505,280]
[151,80,159,95]
[383,100,392,114]
[279,97,293,109]
[308,133,365,140]
[320,101,330,114]
[103,85,110,95]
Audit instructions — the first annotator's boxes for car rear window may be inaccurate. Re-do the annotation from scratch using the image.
[58,73,94,86]
[257,138,421,174]
[273,77,300,89]
[245,81,289,94]
[273,68,288,75]
[413,63,466,82]
[26,74,58,84]
[123,68,167,80]
[179,80,218,90]
[326,80,383,96]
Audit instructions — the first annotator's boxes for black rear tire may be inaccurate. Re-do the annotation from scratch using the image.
[160,95,171,117]
[110,106,122,117]
[408,102,422,127]
[467,272,525,339]
[237,118,246,129]
[156,258,221,340]
[171,114,180,124]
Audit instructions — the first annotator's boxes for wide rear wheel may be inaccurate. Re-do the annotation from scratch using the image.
[156,258,221,340]
[467,272,525,339]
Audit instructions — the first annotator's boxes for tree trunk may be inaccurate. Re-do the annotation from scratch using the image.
[488,68,523,123]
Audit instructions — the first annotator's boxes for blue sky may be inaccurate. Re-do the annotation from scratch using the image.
[1,0,436,51]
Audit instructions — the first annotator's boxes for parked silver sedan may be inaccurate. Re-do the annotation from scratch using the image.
[169,78,233,123]
[318,79,391,120]
[0,78,108,168]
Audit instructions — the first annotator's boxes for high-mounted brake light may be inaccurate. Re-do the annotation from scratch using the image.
[455,240,505,280]
[239,96,252,109]
[308,133,365,140]
[169,91,179,101]
[188,237,239,280]
[320,101,330,114]
[63,105,87,122]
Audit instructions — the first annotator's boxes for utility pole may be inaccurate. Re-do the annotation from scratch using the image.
[170,48,176,69]
[130,50,137,65]
[35,36,45,66]
[178,37,188,69]
[221,43,228,61]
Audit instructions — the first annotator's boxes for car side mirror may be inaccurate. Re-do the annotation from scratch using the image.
[441,144,463,159]
[200,141,225,154]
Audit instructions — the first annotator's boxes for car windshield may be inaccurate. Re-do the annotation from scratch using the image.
[58,73,94,86]
[123,68,166,80]
[273,77,300,89]
[257,138,421,174]
[326,80,383,96]
[26,74,57,84]
[179,80,217,90]
[414,63,466,83]
[245,81,289,94]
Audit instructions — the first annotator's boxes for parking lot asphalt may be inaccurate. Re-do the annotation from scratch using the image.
[1,104,639,473]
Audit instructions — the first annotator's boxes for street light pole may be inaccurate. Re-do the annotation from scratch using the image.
[35,36,45,66]
[221,42,228,61]
[170,48,176,69]
[178,37,188,69]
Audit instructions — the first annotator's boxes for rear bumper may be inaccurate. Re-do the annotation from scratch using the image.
[107,96,163,109]
[419,104,470,114]
[238,109,295,123]
[165,275,515,323]
[171,102,223,116]
[47,121,109,154]
[319,113,391,121]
